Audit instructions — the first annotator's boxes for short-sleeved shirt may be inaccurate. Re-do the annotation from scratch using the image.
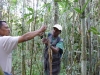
[56,41,63,50]
[46,32,64,51]
[50,36,64,56]
[0,36,19,73]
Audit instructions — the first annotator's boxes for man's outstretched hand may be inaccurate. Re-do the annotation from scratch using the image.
[39,25,47,32]
[38,25,47,37]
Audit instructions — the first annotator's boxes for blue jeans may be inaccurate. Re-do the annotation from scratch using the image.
[4,72,12,75]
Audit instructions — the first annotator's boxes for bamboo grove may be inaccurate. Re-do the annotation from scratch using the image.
[0,0,100,75]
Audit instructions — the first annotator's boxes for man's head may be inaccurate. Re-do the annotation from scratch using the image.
[0,21,10,36]
[52,24,62,37]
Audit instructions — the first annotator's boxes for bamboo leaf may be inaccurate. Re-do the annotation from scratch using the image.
[58,2,69,13]
[81,0,90,13]
[40,18,43,22]
[74,8,82,13]
[27,17,34,24]
[27,7,34,13]
[24,13,33,18]
[90,27,97,32]
[47,3,51,12]
[74,0,90,14]
[58,2,65,7]
[89,27,100,35]
[42,3,51,12]
[74,0,78,2]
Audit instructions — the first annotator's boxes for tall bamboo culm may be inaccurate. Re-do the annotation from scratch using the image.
[80,0,87,75]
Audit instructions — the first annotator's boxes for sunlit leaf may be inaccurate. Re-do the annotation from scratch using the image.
[58,2,65,8]
[11,0,17,4]
[89,27,100,35]
[27,17,34,24]
[74,8,82,13]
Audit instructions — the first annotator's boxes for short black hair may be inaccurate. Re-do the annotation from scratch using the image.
[0,21,6,28]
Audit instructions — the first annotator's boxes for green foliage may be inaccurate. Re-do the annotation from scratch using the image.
[54,0,68,2]
[59,63,66,75]
[58,1,70,13]
[27,16,34,24]
[74,8,82,13]
[9,0,18,10]
[74,0,90,14]
[89,27,100,35]
[24,7,34,24]
[11,0,17,5]
[42,3,51,12]
[74,0,78,2]
[27,8,34,13]
[3,0,100,75]
[24,13,33,19]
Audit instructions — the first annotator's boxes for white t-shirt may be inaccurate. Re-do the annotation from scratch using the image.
[0,36,19,73]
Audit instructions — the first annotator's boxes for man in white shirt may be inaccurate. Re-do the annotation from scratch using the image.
[0,21,47,75]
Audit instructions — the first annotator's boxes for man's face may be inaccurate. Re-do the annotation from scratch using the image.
[52,27,61,37]
[0,22,10,36]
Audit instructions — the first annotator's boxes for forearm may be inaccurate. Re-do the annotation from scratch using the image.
[18,30,41,43]
[50,46,59,53]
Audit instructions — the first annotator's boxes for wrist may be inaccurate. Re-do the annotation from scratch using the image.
[37,30,43,36]
[38,29,42,33]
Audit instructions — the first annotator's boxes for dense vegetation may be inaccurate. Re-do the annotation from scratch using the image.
[0,0,100,75]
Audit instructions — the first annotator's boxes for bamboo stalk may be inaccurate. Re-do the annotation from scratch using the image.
[21,0,26,75]
[80,0,87,75]
[48,41,52,75]
[87,1,92,75]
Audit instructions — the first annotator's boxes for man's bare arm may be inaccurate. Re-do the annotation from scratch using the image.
[18,25,47,43]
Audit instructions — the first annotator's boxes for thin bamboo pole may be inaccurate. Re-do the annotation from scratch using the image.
[87,1,92,75]
[21,0,26,75]
[80,0,87,75]
[48,42,52,75]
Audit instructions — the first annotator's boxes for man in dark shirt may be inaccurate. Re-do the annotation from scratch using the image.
[42,24,64,75]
